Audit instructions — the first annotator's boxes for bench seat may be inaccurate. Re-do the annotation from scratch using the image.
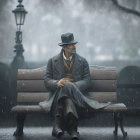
[11,103,127,113]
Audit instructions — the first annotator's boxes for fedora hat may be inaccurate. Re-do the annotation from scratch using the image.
[58,33,78,46]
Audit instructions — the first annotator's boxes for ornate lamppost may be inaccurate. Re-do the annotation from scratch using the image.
[11,0,27,69]
[10,0,28,108]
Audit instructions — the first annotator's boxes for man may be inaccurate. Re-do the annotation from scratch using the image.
[39,33,110,140]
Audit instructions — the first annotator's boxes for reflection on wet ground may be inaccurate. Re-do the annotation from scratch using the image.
[0,127,140,140]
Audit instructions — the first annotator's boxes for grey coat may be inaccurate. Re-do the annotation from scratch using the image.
[39,50,110,112]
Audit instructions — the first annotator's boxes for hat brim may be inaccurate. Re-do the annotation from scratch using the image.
[58,41,78,46]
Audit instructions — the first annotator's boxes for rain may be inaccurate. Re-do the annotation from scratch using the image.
[1,0,140,140]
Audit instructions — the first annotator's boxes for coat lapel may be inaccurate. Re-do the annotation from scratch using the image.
[72,53,82,74]
[54,50,65,77]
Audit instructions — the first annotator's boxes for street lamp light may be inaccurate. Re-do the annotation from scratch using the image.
[13,0,27,31]
[11,0,27,69]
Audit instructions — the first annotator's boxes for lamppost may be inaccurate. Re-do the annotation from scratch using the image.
[10,0,28,109]
[11,0,27,69]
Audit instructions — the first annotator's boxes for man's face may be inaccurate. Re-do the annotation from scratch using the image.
[67,44,76,50]
[63,44,76,54]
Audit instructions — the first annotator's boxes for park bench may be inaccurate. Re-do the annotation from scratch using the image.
[11,66,127,137]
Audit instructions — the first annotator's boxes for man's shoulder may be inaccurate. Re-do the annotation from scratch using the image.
[48,52,88,63]
[49,53,60,62]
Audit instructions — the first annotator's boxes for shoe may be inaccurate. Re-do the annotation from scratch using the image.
[70,130,79,140]
[13,130,23,137]
[52,127,63,138]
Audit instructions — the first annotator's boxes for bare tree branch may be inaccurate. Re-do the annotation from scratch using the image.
[112,0,140,17]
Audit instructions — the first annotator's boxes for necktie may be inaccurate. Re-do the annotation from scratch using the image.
[65,59,71,67]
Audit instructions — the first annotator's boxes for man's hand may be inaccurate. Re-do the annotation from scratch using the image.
[57,78,68,87]
[57,78,74,87]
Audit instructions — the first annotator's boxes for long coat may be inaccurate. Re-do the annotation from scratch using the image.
[39,49,110,113]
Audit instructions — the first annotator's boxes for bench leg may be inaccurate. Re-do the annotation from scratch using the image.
[13,113,26,137]
[113,112,118,136]
[119,113,127,138]
[113,112,127,138]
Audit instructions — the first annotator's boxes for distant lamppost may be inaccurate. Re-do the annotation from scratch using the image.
[11,0,27,69]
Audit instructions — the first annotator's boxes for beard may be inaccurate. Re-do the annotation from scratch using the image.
[65,48,76,54]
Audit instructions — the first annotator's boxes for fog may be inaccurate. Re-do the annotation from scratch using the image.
[0,0,140,64]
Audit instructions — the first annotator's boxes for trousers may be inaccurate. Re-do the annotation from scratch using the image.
[51,82,87,118]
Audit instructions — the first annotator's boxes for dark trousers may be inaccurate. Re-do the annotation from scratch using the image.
[52,82,87,132]
[52,81,86,117]
[56,97,78,132]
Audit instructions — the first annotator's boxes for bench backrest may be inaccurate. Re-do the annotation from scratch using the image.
[16,66,117,105]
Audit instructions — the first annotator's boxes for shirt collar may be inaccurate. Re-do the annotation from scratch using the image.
[63,52,73,61]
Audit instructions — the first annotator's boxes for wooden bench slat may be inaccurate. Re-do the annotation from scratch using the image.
[18,66,117,80]
[90,80,117,92]
[104,103,127,111]
[89,67,117,80]
[17,92,49,103]
[88,92,117,103]
[17,92,117,103]
[11,103,127,113]
[11,105,43,113]
[18,67,46,80]
[17,80,117,92]
[17,80,47,92]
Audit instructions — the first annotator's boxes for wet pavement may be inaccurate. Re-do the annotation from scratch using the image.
[0,127,140,140]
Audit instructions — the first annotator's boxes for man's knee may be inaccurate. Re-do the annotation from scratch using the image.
[65,82,75,88]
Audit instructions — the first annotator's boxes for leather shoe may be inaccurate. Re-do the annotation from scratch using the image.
[52,127,63,138]
[13,130,23,137]
[70,130,79,140]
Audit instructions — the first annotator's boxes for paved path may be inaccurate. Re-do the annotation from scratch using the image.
[0,127,140,140]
